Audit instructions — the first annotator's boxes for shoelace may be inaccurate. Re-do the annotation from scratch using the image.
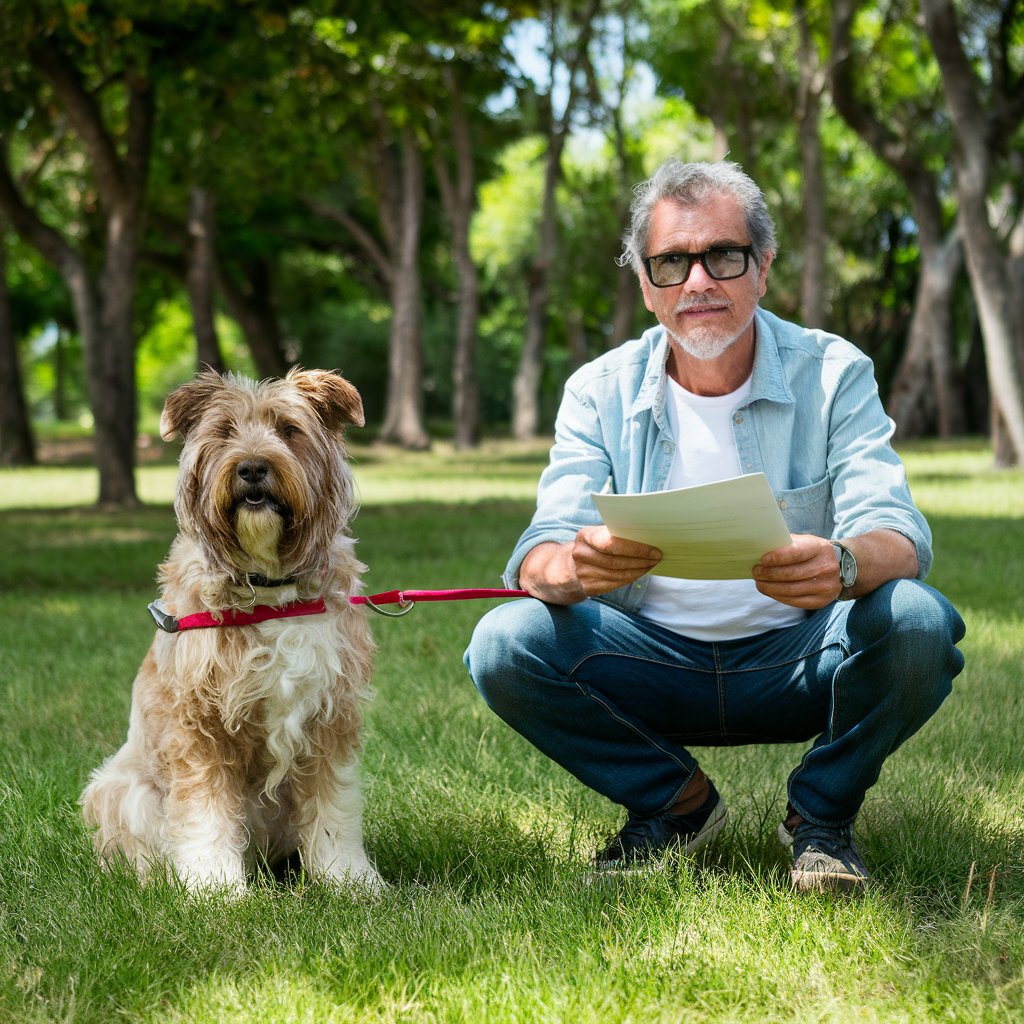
[794,823,855,853]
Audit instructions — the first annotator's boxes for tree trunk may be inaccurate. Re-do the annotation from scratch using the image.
[216,258,289,379]
[567,309,588,372]
[608,264,638,349]
[888,229,962,437]
[921,0,1024,464]
[434,68,480,450]
[512,0,601,439]
[378,126,429,449]
[0,232,36,465]
[830,0,964,439]
[796,3,827,329]
[0,44,154,507]
[513,94,562,440]
[187,186,223,373]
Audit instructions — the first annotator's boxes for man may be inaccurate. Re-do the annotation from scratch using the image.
[465,159,965,892]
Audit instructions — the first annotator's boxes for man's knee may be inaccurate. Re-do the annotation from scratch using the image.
[465,599,549,711]
[849,579,966,694]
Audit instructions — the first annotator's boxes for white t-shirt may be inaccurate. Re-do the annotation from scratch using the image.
[639,375,806,642]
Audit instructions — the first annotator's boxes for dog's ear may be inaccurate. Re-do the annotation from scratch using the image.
[288,369,366,432]
[160,369,226,441]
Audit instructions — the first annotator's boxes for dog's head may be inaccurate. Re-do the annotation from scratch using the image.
[160,368,365,579]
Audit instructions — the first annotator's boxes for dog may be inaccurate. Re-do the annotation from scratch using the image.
[81,367,380,892]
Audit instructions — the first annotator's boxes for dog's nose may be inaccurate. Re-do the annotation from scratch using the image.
[237,459,269,484]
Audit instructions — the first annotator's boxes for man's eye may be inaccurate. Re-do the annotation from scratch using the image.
[659,253,685,265]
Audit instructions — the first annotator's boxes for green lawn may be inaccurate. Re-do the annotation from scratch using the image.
[0,439,1022,1022]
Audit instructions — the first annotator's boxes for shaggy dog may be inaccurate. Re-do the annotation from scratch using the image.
[81,368,380,892]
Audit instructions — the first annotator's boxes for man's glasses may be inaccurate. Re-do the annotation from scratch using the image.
[642,246,753,288]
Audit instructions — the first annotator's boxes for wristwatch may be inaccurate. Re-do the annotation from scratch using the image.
[832,541,858,596]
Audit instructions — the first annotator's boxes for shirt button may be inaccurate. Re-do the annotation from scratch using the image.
[778,499,788,510]
[733,413,744,424]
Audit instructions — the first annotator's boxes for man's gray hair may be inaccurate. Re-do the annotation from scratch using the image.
[619,159,778,275]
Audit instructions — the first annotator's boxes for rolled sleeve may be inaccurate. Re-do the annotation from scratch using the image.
[826,358,932,577]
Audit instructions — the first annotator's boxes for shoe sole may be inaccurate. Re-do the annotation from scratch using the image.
[589,797,729,877]
[791,867,868,894]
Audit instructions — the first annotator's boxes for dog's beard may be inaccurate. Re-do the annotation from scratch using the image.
[235,503,285,574]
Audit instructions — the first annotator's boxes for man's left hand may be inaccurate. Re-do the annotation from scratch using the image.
[752,534,841,609]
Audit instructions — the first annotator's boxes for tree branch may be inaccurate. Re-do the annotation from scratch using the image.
[29,38,126,207]
[0,133,78,274]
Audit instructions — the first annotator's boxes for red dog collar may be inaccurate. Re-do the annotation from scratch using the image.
[149,598,327,633]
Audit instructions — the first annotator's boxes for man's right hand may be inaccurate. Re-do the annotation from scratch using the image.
[519,526,662,605]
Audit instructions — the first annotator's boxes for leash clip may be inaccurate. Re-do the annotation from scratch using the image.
[363,593,416,617]
[148,599,180,633]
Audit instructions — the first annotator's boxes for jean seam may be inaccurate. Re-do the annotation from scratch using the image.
[719,641,836,675]
[573,680,692,775]
[570,652,717,678]
[713,642,728,740]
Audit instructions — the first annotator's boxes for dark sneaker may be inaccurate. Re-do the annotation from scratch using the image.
[593,783,727,872]
[781,819,869,893]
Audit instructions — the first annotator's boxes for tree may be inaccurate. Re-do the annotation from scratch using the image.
[0,226,35,466]
[921,0,1024,464]
[0,19,154,507]
[829,0,964,438]
[512,0,604,440]
[186,186,224,373]
[432,66,483,449]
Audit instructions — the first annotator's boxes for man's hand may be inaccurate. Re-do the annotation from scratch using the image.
[751,534,842,609]
[520,526,662,605]
[753,529,919,609]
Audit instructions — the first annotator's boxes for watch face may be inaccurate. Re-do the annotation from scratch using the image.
[840,548,857,587]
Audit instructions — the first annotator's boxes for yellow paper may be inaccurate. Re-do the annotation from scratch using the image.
[592,473,792,580]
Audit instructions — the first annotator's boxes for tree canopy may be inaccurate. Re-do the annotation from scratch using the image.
[1,0,1022,489]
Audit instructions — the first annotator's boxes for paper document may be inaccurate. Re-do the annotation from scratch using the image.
[592,473,791,580]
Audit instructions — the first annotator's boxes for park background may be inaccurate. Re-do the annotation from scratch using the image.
[1,2,1024,1022]
[1,0,1022,489]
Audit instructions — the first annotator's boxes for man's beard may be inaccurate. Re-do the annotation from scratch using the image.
[667,297,754,361]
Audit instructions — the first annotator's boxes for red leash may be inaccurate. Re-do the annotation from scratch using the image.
[150,588,529,632]
[351,588,528,617]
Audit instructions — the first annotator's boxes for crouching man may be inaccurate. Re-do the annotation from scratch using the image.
[465,159,965,892]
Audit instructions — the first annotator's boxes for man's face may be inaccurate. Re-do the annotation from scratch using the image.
[639,194,771,362]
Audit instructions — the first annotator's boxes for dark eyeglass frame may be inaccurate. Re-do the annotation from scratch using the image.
[642,245,754,288]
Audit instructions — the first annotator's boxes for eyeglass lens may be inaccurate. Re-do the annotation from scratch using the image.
[646,248,750,287]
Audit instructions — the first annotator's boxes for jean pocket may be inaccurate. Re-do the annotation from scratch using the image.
[775,476,833,536]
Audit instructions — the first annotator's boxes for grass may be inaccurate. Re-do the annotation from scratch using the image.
[0,438,1022,1022]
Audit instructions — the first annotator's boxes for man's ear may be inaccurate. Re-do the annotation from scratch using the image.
[757,252,774,300]
[287,368,365,433]
[639,276,656,314]
[159,369,226,441]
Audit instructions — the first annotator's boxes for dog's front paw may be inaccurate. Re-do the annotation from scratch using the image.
[172,857,249,898]
[317,860,387,896]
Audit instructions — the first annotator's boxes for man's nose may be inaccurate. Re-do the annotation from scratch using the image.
[682,259,716,291]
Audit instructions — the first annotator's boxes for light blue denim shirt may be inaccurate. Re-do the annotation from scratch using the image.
[503,307,932,611]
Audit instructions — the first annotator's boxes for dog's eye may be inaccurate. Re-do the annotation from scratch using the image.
[279,423,302,441]
[217,421,234,440]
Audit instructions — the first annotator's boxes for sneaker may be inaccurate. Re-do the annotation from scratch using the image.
[782,819,869,893]
[593,782,727,872]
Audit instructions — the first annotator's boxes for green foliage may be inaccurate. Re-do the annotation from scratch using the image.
[134,296,255,431]
[472,136,547,277]
[0,0,1013,450]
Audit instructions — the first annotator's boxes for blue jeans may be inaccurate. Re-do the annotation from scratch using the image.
[465,580,965,827]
